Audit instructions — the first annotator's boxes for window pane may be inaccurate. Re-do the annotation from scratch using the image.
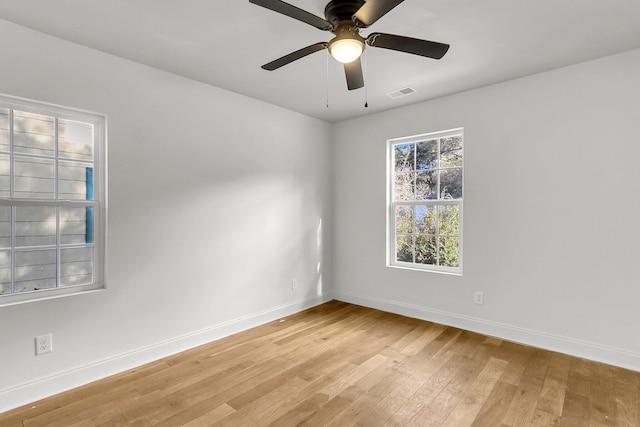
[394,143,414,172]
[61,247,93,286]
[395,205,413,234]
[14,249,56,292]
[415,205,436,235]
[60,207,91,245]
[59,119,93,161]
[0,206,10,248]
[416,139,438,170]
[15,206,56,247]
[438,205,460,236]
[0,97,103,299]
[389,131,462,272]
[440,136,463,168]
[394,172,414,201]
[0,251,10,294]
[59,161,93,200]
[0,154,9,197]
[439,237,460,267]
[396,235,413,263]
[415,236,437,265]
[416,170,437,200]
[440,168,462,200]
[0,108,9,152]
[14,156,55,199]
[13,110,55,157]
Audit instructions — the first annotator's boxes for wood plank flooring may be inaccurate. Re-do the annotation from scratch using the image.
[2,300,639,426]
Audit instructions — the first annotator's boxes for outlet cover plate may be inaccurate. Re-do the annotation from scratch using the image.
[474,291,484,305]
[35,334,52,355]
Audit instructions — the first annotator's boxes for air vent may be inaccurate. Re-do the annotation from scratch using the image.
[386,87,417,99]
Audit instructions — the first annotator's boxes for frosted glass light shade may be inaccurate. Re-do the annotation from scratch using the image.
[329,38,364,63]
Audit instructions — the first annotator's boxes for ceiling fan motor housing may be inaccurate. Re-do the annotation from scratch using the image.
[324,0,365,31]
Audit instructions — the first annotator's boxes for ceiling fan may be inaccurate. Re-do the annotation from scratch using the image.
[249,0,450,90]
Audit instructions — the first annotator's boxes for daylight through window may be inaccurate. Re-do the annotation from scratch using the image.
[388,129,463,274]
[0,95,105,305]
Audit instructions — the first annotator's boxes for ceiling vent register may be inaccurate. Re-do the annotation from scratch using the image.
[386,87,416,99]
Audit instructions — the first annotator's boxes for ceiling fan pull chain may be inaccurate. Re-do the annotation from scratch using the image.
[326,49,330,108]
[364,49,368,108]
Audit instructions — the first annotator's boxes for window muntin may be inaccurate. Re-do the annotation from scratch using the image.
[388,129,463,274]
[0,95,105,305]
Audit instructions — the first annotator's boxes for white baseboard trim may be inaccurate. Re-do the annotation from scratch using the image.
[0,294,332,414]
[333,291,640,372]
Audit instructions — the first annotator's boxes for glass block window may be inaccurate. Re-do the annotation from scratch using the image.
[388,129,463,274]
[0,95,105,304]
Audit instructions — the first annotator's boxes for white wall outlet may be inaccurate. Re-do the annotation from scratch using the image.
[35,333,52,355]
[474,291,484,305]
[291,279,297,290]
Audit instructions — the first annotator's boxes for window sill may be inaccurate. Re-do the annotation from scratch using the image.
[387,263,463,276]
[0,285,105,308]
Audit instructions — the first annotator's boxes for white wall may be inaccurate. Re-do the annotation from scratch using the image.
[332,48,640,369]
[0,19,333,410]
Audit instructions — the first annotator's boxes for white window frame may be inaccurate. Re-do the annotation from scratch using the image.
[387,128,463,275]
[0,94,106,306]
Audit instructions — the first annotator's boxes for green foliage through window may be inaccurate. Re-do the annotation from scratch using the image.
[389,130,463,272]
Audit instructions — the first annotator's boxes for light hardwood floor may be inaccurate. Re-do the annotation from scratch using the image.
[2,301,639,426]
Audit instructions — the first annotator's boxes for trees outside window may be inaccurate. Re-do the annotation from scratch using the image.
[388,129,463,274]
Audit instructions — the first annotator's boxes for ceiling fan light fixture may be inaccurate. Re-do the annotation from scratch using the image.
[250,0,450,93]
[328,37,364,63]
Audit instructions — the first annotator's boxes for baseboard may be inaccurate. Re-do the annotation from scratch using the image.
[0,294,332,414]
[333,291,640,372]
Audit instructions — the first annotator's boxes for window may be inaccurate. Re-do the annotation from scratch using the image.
[0,94,105,305]
[388,128,463,274]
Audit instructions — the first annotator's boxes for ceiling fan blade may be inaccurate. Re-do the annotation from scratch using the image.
[354,0,404,27]
[344,57,364,90]
[249,0,332,31]
[262,42,328,71]
[366,32,449,59]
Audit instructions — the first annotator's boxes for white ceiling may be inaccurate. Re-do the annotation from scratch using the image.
[1,0,640,123]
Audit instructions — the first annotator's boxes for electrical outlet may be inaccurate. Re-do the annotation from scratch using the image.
[474,291,484,305]
[291,279,297,290]
[35,334,52,355]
